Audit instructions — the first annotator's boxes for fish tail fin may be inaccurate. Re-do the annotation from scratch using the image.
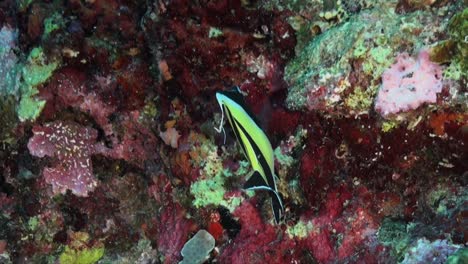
[269,190,284,224]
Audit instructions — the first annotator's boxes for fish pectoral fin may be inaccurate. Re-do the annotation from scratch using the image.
[269,190,284,224]
[243,171,268,190]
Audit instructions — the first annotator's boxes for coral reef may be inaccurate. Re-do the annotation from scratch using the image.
[0,0,466,263]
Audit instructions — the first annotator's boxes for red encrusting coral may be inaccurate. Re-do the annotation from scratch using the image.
[219,201,299,264]
[27,121,98,196]
[301,228,334,263]
[207,211,224,241]
[154,1,295,117]
[98,115,158,168]
[268,108,301,136]
[40,67,115,131]
[155,202,197,264]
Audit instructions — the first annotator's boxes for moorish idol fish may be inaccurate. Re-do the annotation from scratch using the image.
[215,86,284,224]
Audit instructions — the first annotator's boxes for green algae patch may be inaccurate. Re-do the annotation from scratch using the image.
[381,120,399,133]
[274,147,295,168]
[190,165,245,212]
[286,220,314,239]
[363,46,393,79]
[43,13,64,37]
[27,216,39,231]
[446,248,468,264]
[431,8,467,81]
[445,8,468,79]
[189,133,249,212]
[208,27,223,38]
[17,47,59,121]
[377,218,411,261]
[345,86,376,113]
[17,94,46,122]
[59,232,104,264]
[59,246,104,264]
[425,183,467,217]
[22,47,59,87]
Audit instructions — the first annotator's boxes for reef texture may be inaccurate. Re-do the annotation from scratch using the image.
[0,0,466,264]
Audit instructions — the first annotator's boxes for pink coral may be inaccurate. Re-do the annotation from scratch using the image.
[27,121,98,196]
[375,50,443,116]
[159,127,181,149]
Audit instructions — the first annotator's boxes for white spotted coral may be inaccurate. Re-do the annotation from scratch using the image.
[28,121,98,196]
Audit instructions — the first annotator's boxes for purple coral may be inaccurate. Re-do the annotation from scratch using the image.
[375,50,443,116]
[401,238,461,264]
[28,121,98,196]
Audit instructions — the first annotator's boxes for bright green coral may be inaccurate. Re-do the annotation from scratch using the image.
[17,94,46,122]
[190,172,244,212]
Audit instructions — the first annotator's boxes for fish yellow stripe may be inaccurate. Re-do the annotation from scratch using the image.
[223,101,270,186]
[222,97,274,171]
[233,118,267,182]
[215,87,284,223]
